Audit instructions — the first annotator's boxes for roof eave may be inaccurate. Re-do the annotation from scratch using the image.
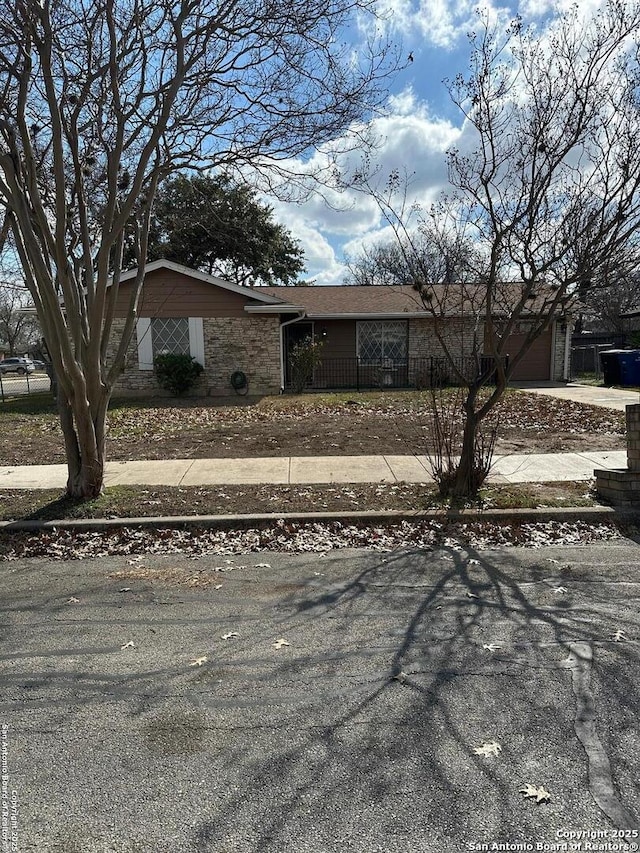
[244,304,305,314]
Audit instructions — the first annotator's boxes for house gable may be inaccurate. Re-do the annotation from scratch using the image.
[113,260,287,319]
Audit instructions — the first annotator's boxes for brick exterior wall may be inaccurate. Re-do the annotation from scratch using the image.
[106,315,281,397]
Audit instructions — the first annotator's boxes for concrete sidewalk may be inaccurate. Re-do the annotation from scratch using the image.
[514,381,640,411]
[0,450,627,490]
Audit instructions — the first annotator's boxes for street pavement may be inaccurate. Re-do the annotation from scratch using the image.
[1,542,638,852]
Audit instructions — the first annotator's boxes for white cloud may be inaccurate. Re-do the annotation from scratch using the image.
[376,0,512,49]
[259,0,633,285]
[261,91,463,283]
[517,0,604,19]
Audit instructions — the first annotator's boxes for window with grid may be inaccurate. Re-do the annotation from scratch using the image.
[357,321,407,364]
[151,318,190,356]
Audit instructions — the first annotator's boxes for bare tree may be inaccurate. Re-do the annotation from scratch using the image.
[344,214,487,285]
[577,273,640,334]
[0,215,40,354]
[371,4,640,497]
[0,284,40,354]
[0,0,395,497]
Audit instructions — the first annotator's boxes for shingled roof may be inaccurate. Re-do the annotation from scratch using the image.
[257,284,426,315]
[253,283,570,318]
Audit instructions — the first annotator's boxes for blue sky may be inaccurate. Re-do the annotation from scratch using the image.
[268,0,603,285]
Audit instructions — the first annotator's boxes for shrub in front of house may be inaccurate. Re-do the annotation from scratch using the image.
[288,336,324,393]
[154,353,204,396]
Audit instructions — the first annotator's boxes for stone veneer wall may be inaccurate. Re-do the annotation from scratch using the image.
[551,320,570,381]
[409,316,570,382]
[202,316,280,395]
[105,318,157,394]
[408,317,481,386]
[595,404,640,505]
[106,315,281,397]
[408,317,478,361]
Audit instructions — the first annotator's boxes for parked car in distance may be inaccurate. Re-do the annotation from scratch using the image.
[31,360,46,370]
[0,357,36,375]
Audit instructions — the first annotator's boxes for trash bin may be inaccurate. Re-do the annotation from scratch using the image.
[617,350,640,387]
[599,349,640,387]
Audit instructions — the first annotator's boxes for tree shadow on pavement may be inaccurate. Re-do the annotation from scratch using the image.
[189,546,639,852]
[1,545,637,851]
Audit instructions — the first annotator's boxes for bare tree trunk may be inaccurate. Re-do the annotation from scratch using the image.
[452,386,482,497]
[449,379,503,499]
[57,386,109,499]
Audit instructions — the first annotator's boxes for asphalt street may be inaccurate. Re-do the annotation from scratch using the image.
[1,541,639,852]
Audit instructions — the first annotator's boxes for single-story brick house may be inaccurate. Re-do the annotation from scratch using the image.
[110,260,572,395]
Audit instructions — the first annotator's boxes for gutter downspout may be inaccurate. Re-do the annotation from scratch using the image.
[279,312,307,392]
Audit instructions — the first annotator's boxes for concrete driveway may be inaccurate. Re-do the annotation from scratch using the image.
[1,544,639,852]
[514,381,640,411]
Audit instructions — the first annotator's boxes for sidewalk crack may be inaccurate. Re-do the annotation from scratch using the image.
[178,460,196,487]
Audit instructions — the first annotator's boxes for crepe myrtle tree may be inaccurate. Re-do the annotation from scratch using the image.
[367,3,640,497]
[0,0,396,498]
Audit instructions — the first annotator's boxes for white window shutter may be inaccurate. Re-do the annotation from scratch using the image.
[136,317,153,370]
[189,317,205,367]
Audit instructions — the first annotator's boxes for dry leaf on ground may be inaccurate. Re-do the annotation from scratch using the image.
[474,741,502,758]
[519,784,551,803]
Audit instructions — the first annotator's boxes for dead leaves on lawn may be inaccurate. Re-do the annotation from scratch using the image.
[104,393,625,448]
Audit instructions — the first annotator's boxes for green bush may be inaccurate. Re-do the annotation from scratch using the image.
[154,353,203,396]
[288,336,323,393]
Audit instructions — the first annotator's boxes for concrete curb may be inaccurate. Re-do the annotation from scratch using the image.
[0,505,637,532]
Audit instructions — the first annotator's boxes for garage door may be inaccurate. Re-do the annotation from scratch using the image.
[504,327,552,380]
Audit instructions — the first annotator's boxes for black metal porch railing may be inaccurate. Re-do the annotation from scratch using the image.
[287,356,508,392]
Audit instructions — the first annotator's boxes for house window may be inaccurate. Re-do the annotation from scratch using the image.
[357,320,408,364]
[136,317,205,370]
[151,318,190,356]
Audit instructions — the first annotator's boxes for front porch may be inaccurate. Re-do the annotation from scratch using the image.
[284,355,507,392]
